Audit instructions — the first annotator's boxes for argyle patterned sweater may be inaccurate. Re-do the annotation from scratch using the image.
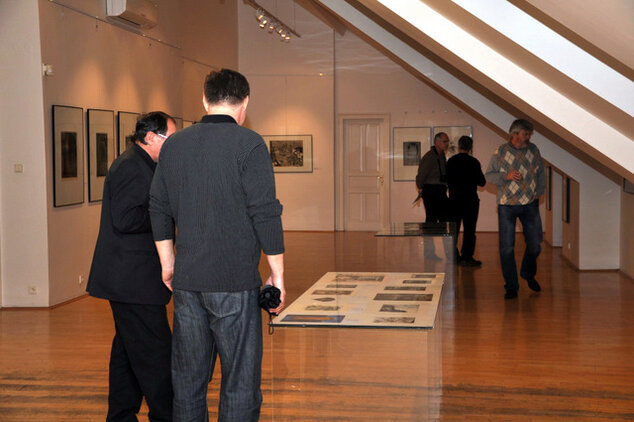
[485,141,545,205]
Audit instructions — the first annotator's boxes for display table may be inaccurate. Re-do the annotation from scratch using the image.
[375,221,456,289]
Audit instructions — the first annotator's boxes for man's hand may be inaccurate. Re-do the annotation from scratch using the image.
[162,268,173,291]
[506,170,522,182]
[265,273,285,315]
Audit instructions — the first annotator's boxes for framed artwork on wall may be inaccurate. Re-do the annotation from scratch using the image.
[546,166,552,211]
[563,176,571,223]
[52,105,85,207]
[173,117,183,130]
[118,111,139,156]
[87,109,115,202]
[263,135,313,173]
[392,127,431,181]
[431,125,473,159]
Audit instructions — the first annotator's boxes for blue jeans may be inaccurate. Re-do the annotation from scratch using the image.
[172,288,262,422]
[498,200,542,291]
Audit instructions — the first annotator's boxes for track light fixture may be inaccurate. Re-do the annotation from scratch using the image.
[249,1,300,42]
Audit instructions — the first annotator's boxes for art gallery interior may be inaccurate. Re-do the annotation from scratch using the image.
[0,0,633,420]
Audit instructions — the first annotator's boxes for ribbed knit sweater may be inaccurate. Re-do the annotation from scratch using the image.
[149,114,284,292]
[485,141,545,206]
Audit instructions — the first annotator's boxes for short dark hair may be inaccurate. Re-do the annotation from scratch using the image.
[134,111,172,145]
[458,135,473,151]
[509,119,533,136]
[434,132,448,142]
[204,69,250,106]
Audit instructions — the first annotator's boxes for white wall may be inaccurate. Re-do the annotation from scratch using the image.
[0,0,238,307]
[0,0,50,306]
[335,30,503,231]
[238,1,335,231]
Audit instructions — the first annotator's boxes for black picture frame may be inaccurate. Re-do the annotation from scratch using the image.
[546,166,552,211]
[87,109,115,202]
[52,105,85,207]
[118,111,139,156]
[263,135,313,173]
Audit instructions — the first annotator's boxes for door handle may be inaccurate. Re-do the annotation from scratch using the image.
[377,175,384,186]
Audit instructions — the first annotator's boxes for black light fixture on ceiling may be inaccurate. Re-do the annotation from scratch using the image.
[247,0,300,42]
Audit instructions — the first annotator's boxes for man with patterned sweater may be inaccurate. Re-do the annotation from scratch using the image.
[486,119,545,299]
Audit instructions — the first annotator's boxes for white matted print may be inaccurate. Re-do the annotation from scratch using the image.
[392,127,431,181]
[87,109,115,202]
[273,272,444,329]
[432,126,472,159]
[52,105,84,207]
[263,135,313,173]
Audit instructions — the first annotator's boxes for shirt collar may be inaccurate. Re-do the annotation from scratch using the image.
[200,114,237,124]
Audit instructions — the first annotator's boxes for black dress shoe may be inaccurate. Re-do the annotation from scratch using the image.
[460,258,482,267]
[527,279,541,292]
[504,289,518,299]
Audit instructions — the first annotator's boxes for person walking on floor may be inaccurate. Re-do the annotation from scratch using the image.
[485,118,545,299]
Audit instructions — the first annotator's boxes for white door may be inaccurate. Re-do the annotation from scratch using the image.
[343,118,389,231]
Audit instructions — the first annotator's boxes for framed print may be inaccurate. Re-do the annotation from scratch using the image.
[563,176,570,223]
[432,125,473,159]
[392,127,431,181]
[87,109,115,202]
[52,105,84,207]
[118,111,139,156]
[173,117,183,130]
[263,135,313,173]
[546,166,552,211]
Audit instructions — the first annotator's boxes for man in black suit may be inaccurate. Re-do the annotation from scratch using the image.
[87,111,176,422]
[446,135,486,267]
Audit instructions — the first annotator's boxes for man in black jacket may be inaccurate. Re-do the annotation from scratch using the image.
[87,111,176,421]
[150,69,285,422]
[446,135,486,266]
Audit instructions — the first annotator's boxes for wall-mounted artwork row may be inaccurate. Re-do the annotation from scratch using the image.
[87,109,115,202]
[118,111,139,156]
[263,135,313,173]
[52,105,85,207]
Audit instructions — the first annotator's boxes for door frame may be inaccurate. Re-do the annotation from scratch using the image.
[335,113,391,231]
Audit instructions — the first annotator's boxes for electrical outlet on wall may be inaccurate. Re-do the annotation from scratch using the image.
[78,273,85,285]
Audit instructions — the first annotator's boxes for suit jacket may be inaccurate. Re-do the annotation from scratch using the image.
[87,143,171,305]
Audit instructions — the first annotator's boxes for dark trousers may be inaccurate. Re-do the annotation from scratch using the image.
[421,184,449,222]
[453,199,480,260]
[172,288,262,422]
[498,200,543,291]
[108,302,173,422]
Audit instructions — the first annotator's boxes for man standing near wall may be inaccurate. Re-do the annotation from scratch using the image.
[87,111,176,421]
[486,119,545,299]
[416,132,450,259]
[446,135,486,267]
[150,69,285,421]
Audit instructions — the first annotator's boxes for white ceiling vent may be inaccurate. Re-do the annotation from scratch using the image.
[106,0,157,29]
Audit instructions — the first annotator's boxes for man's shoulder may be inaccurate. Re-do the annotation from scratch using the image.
[108,147,142,175]
[420,148,435,161]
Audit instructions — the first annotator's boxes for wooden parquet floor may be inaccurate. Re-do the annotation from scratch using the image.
[1,232,633,421]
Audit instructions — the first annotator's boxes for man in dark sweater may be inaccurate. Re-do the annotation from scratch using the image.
[446,135,486,266]
[87,111,176,421]
[149,69,285,422]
